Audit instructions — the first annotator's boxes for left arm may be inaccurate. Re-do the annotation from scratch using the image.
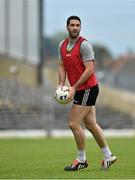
[68,61,94,100]
[73,61,94,90]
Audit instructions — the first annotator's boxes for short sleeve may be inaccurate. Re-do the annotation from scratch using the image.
[80,40,95,62]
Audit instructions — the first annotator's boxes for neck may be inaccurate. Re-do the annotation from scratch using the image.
[69,36,80,43]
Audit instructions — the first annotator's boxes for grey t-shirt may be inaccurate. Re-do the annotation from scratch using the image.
[58,39,95,62]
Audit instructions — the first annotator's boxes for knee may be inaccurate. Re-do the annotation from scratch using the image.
[69,121,78,130]
[84,121,97,131]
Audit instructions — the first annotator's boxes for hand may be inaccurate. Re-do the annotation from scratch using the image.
[67,86,76,102]
[54,85,63,100]
[56,85,63,90]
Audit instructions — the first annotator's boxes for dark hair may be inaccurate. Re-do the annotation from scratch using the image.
[67,15,81,26]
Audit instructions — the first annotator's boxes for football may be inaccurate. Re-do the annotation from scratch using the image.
[55,86,70,104]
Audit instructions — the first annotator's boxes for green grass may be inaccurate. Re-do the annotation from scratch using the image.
[0,137,135,179]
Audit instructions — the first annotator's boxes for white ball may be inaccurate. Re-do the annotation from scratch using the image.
[55,86,69,104]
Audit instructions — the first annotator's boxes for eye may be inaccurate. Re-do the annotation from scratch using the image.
[70,24,75,27]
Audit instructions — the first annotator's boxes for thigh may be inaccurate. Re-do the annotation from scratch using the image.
[69,104,90,125]
[83,106,97,127]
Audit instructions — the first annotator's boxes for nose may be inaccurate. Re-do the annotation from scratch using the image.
[74,25,79,30]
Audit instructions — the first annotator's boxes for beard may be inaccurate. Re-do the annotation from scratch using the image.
[69,31,80,39]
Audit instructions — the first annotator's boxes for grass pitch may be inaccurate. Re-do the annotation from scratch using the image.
[0,137,135,179]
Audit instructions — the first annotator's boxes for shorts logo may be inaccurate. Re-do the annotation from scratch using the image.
[73,100,79,104]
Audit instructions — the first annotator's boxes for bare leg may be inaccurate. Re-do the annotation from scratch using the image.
[84,106,107,148]
[68,104,90,150]
[83,107,117,169]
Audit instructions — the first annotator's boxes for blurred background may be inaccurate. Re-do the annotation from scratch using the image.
[0,0,135,137]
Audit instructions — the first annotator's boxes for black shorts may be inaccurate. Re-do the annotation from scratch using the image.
[73,84,99,106]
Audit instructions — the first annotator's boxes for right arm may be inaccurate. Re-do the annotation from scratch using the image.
[58,60,66,87]
[58,40,66,87]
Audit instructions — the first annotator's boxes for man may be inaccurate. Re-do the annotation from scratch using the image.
[57,15,116,171]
